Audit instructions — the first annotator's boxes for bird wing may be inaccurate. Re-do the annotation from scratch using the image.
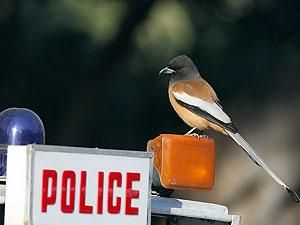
[172,87,300,203]
[172,90,238,133]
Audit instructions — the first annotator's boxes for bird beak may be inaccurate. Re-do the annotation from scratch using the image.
[159,66,175,76]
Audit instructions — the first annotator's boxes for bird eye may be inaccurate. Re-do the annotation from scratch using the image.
[168,64,177,70]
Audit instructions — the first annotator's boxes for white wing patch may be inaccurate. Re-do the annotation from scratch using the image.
[173,91,232,124]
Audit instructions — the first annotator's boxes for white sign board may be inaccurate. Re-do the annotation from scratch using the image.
[5,145,153,225]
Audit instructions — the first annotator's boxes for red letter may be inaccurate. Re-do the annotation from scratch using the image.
[107,172,122,214]
[61,170,76,213]
[79,171,93,213]
[41,169,57,212]
[97,172,104,214]
[125,172,140,215]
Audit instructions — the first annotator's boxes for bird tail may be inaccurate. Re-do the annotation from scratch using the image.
[226,130,300,203]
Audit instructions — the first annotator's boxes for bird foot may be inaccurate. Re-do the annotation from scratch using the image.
[185,127,207,138]
[188,133,208,139]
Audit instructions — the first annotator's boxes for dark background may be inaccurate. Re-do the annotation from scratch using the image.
[1,0,300,224]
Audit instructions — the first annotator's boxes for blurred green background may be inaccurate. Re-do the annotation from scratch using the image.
[1,0,300,224]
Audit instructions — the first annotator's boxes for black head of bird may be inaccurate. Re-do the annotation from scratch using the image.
[159,55,199,81]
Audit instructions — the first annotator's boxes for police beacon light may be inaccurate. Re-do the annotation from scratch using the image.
[147,134,215,190]
[0,107,45,176]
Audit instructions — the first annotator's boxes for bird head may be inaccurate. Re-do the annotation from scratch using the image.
[159,55,199,81]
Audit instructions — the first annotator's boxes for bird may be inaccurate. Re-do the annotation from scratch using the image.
[159,54,299,203]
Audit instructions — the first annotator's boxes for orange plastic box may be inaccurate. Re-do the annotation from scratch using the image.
[147,134,215,190]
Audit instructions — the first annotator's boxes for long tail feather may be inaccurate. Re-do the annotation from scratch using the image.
[226,130,300,203]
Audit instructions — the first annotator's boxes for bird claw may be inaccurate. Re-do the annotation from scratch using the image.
[185,128,208,138]
[188,133,199,138]
[188,133,208,139]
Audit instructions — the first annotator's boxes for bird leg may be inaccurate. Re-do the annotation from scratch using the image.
[185,127,197,135]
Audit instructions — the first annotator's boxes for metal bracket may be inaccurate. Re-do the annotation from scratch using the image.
[151,196,241,225]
